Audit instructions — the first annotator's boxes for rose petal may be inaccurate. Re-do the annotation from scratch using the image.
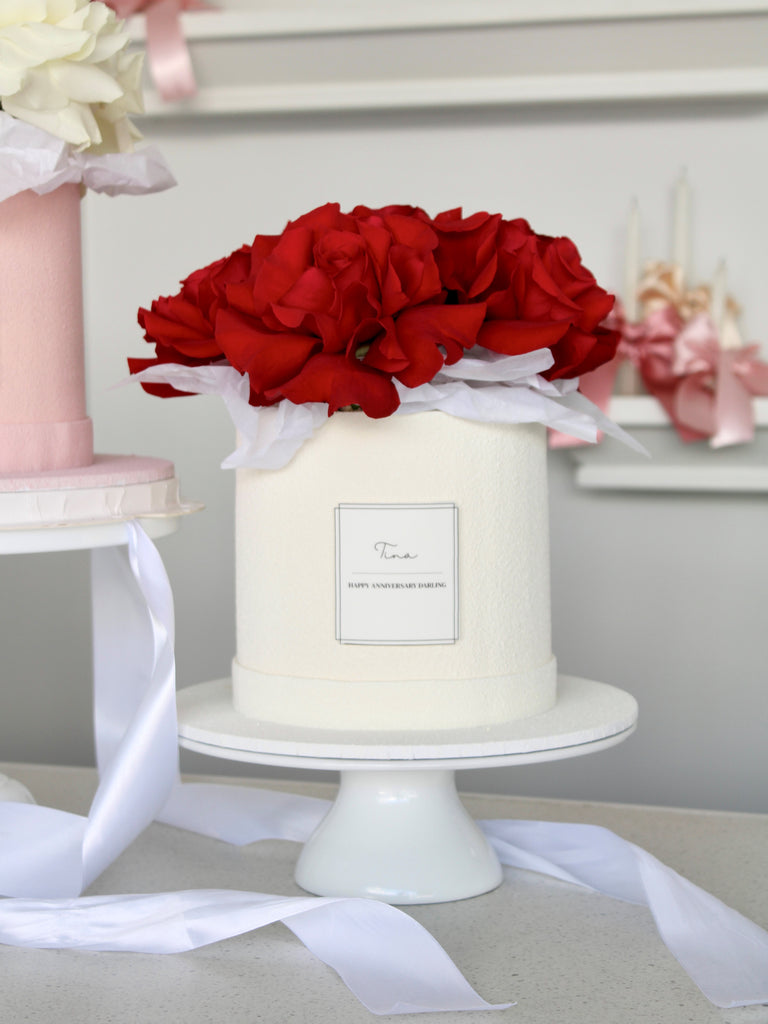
[216,309,321,394]
[138,300,220,359]
[430,209,501,299]
[277,267,335,322]
[380,304,485,389]
[267,352,399,418]
[544,325,620,381]
[478,318,570,355]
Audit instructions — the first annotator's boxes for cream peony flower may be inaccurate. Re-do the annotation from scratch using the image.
[0,0,144,152]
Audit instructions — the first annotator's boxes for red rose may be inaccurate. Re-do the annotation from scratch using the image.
[352,205,441,315]
[131,246,251,396]
[363,304,486,388]
[429,208,501,300]
[475,219,619,377]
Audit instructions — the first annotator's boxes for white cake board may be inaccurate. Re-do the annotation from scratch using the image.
[177,676,637,904]
[0,453,200,554]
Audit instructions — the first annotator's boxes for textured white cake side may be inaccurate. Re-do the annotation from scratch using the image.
[232,410,556,731]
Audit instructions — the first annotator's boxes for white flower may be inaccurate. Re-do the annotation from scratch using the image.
[0,0,144,152]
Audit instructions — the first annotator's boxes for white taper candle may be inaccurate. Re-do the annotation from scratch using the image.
[624,198,640,321]
[710,259,727,336]
[672,171,690,285]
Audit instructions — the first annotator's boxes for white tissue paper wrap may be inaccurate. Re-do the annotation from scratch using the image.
[0,111,176,202]
[0,522,766,1013]
[130,347,645,469]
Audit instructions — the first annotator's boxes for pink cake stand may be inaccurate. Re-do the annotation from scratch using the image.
[177,675,638,905]
[0,454,200,803]
[0,454,200,550]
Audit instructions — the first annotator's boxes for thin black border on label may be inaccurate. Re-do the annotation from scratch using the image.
[335,502,458,645]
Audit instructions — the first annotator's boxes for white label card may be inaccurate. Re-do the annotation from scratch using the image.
[336,503,458,645]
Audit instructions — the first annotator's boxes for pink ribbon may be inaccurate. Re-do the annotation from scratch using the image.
[671,317,768,447]
[640,309,712,443]
[547,358,617,449]
[108,0,200,101]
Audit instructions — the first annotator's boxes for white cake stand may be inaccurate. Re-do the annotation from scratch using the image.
[0,455,199,804]
[177,675,638,904]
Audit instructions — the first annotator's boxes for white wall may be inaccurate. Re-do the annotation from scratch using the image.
[2,93,767,811]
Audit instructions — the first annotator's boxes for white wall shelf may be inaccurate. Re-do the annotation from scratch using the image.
[130,2,768,40]
[568,397,768,493]
[131,4,768,117]
[574,460,768,492]
[610,395,768,428]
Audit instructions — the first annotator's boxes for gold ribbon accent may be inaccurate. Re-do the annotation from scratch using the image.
[636,262,715,321]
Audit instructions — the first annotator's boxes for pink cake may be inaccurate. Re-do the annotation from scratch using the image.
[0,183,194,528]
[0,185,93,475]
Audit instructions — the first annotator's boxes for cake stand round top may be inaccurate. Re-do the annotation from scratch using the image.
[177,675,638,770]
[0,453,201,553]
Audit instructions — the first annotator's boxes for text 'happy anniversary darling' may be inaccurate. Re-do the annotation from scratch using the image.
[348,541,447,589]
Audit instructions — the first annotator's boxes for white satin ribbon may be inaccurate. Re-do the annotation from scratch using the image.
[0,889,506,1015]
[0,523,178,898]
[0,522,766,1013]
[481,820,768,1010]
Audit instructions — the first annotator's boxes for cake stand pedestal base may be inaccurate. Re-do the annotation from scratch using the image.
[177,676,638,904]
[295,768,502,903]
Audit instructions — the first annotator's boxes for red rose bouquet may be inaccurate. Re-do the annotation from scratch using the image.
[130,203,631,466]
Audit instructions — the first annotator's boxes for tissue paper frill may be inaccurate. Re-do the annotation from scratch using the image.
[130,347,644,470]
[0,112,175,201]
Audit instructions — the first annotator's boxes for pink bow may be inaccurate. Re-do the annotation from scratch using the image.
[108,0,201,101]
[550,302,768,449]
[672,316,768,446]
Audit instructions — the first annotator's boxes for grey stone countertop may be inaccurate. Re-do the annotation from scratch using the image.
[1,762,767,1024]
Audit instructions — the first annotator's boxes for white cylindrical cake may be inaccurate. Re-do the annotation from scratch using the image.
[232,411,556,731]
